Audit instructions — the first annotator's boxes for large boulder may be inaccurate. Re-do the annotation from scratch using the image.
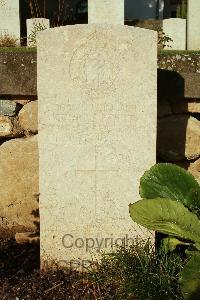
[157,115,200,161]
[0,136,39,237]
[18,101,38,134]
[0,116,23,138]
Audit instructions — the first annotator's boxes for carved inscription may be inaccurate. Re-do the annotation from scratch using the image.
[69,31,120,96]
[0,0,18,17]
[0,0,6,7]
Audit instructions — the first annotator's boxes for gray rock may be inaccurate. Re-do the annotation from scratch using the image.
[0,100,18,116]
[0,116,24,138]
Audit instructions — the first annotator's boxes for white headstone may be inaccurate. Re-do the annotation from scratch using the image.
[187,0,200,50]
[38,1,157,270]
[0,0,20,42]
[88,0,124,25]
[27,18,50,47]
[163,18,186,50]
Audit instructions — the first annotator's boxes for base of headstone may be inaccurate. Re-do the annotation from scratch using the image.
[38,24,157,271]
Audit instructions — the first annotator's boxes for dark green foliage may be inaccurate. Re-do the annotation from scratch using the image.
[90,240,184,300]
[129,163,200,299]
[176,0,187,19]
[139,163,200,217]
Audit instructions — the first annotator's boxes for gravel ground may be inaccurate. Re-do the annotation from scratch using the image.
[0,239,98,300]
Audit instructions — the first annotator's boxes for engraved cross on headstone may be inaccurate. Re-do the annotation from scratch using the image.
[88,0,124,25]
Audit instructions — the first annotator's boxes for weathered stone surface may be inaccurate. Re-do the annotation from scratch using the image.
[0,0,20,41]
[0,136,39,237]
[0,52,37,96]
[157,115,200,161]
[187,0,200,50]
[171,99,200,114]
[38,25,157,266]
[163,18,186,50]
[88,0,124,25]
[18,101,38,134]
[0,116,23,137]
[0,99,18,116]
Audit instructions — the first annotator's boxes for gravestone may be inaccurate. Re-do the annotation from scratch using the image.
[187,0,200,50]
[38,0,157,270]
[0,0,20,42]
[88,0,124,24]
[27,18,50,47]
[163,18,186,50]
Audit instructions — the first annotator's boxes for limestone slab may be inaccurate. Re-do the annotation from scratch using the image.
[88,0,124,25]
[163,18,186,50]
[37,25,157,268]
[187,0,200,50]
[0,0,20,41]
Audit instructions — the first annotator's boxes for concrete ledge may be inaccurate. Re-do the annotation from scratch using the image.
[0,52,37,96]
[0,50,200,99]
[158,70,200,99]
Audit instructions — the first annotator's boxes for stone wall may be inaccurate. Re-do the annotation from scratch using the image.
[157,53,200,183]
[0,50,199,237]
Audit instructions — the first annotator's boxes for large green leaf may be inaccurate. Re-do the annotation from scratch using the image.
[180,255,200,299]
[161,237,191,253]
[129,198,200,244]
[139,163,200,216]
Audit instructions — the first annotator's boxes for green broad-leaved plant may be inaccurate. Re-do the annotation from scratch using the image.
[129,163,200,299]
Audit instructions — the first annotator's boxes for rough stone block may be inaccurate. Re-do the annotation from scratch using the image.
[0,51,37,96]
[0,136,39,237]
[0,116,23,137]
